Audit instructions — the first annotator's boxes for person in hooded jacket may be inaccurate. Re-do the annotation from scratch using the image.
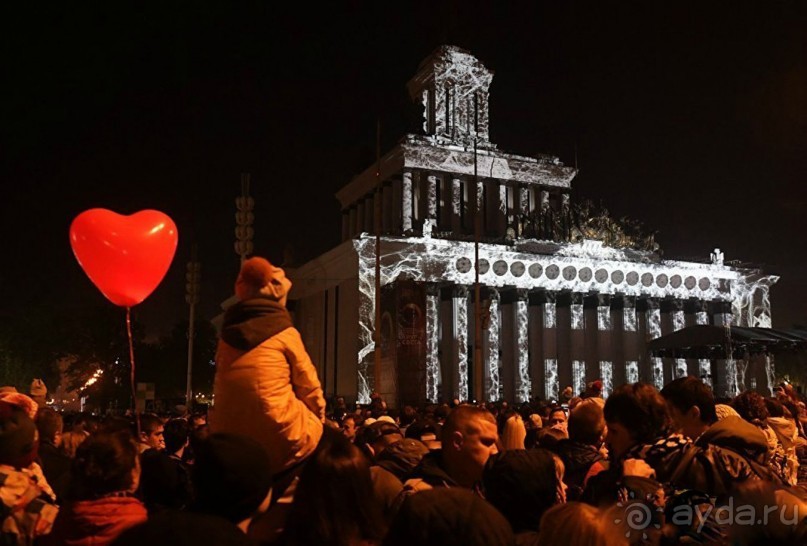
[42,430,147,546]
[0,395,59,546]
[661,377,785,491]
[211,257,326,481]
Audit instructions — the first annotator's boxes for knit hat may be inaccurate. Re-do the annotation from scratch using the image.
[191,432,273,524]
[715,404,740,421]
[234,257,292,302]
[0,399,38,468]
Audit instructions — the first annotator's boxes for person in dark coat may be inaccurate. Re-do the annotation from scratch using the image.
[552,399,606,500]
[403,405,498,492]
[383,488,514,546]
[482,449,565,546]
[138,417,193,514]
[35,406,71,501]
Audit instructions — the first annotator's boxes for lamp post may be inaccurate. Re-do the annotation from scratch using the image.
[235,173,254,263]
[185,247,200,407]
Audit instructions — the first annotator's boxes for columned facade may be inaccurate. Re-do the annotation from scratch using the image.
[289,45,778,407]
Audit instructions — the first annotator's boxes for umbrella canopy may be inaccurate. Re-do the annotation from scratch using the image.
[647,325,807,355]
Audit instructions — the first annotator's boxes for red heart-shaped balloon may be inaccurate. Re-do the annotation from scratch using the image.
[70,209,179,307]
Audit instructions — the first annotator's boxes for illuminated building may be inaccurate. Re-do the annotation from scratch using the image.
[288,46,778,406]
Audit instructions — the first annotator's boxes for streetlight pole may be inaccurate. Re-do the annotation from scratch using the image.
[473,93,484,403]
[235,173,254,263]
[185,246,200,407]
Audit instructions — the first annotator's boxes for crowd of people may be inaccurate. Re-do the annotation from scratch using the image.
[2,256,807,545]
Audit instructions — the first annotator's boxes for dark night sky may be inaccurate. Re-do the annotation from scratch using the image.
[2,1,805,338]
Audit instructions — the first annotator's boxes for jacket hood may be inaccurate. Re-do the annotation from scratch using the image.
[220,298,292,351]
[767,416,798,450]
[57,496,146,543]
[696,415,769,462]
[377,438,430,480]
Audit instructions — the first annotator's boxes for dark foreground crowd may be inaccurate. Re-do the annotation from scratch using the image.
[3,256,806,546]
[4,377,807,546]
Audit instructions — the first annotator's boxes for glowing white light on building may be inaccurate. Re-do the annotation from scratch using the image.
[545,359,559,401]
[597,305,611,331]
[765,355,776,396]
[456,293,469,401]
[544,302,556,329]
[487,296,501,402]
[348,223,761,404]
[652,358,664,390]
[572,360,586,396]
[425,290,440,403]
[732,274,779,328]
[516,299,531,402]
[402,173,413,232]
[626,361,639,384]
[647,308,661,339]
[571,304,584,330]
[623,307,637,332]
[672,310,685,331]
[696,312,709,325]
[675,358,688,379]
[736,359,748,392]
[600,361,613,398]
[699,359,712,387]
[725,358,739,397]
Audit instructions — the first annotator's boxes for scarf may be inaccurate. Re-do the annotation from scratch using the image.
[221,298,293,351]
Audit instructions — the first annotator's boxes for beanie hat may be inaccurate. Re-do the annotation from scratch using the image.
[191,432,273,524]
[715,404,740,421]
[0,400,38,468]
[234,257,291,302]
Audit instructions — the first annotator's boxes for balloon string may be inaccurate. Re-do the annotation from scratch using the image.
[126,307,141,439]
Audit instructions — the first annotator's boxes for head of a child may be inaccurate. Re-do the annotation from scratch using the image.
[235,257,292,306]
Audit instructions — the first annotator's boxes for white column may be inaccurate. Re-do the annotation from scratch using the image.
[647,299,663,389]
[402,170,413,232]
[543,292,559,401]
[486,289,501,402]
[675,358,688,379]
[600,361,613,398]
[451,177,462,233]
[572,360,586,396]
[626,361,639,383]
[545,358,559,401]
[425,284,441,403]
[672,302,685,331]
[453,285,469,401]
[651,357,664,390]
[426,174,438,220]
[699,359,713,387]
[515,290,531,403]
[519,185,530,215]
